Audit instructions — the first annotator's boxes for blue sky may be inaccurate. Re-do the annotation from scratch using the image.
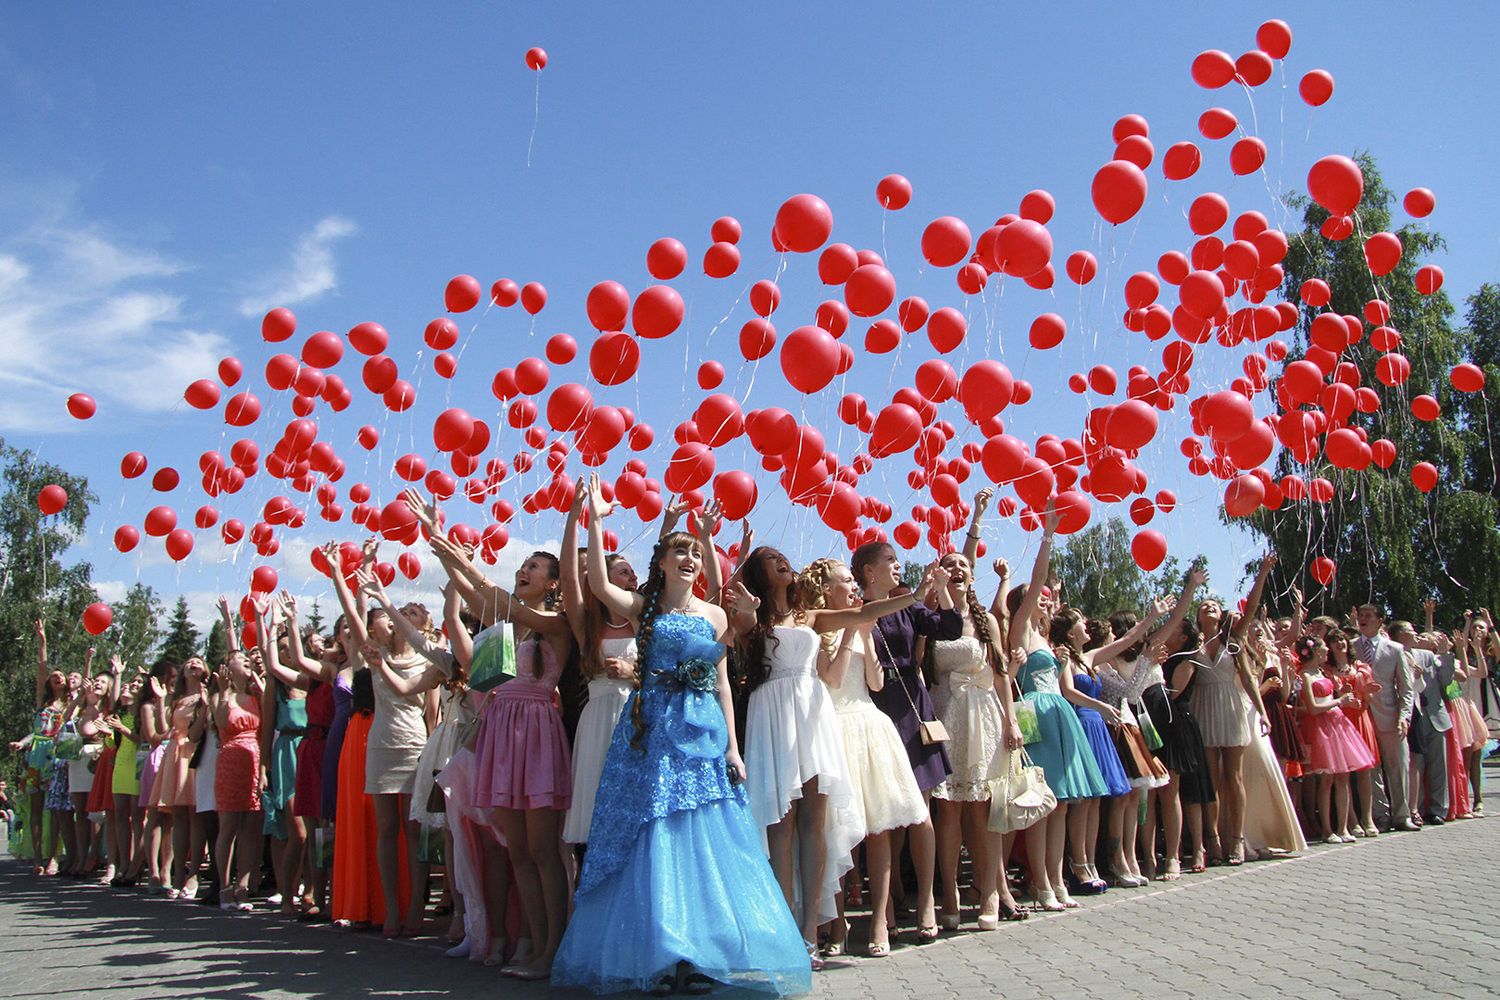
[2,3,1497,633]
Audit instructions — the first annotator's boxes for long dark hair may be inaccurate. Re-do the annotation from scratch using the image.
[739,546,788,693]
[628,531,699,751]
[581,553,633,681]
[1108,610,1145,660]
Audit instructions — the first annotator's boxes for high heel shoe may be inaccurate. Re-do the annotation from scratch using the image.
[1066,861,1107,895]
[937,912,961,931]
[1034,889,1067,912]
[1227,836,1246,865]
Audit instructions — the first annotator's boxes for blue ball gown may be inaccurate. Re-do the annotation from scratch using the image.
[550,613,811,996]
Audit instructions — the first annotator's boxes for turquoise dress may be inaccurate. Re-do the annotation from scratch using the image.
[551,614,810,996]
[263,687,307,839]
[1018,650,1108,801]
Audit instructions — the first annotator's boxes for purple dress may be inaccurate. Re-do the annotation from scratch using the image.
[868,606,962,792]
[320,673,354,821]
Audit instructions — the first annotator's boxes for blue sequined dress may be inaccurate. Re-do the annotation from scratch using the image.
[1017,650,1109,801]
[551,613,811,996]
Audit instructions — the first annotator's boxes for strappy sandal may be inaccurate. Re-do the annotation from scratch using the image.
[1159,859,1182,881]
[1227,837,1246,866]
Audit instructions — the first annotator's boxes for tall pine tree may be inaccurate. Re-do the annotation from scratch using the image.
[159,595,200,664]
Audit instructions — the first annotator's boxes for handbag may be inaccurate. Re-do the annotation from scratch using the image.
[874,621,948,745]
[468,622,516,692]
[987,747,1057,834]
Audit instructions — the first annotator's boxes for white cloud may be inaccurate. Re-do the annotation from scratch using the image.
[238,215,357,316]
[0,208,227,433]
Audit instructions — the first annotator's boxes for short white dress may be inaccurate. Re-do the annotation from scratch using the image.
[563,637,637,844]
[828,633,927,833]
[744,624,860,924]
[410,686,480,828]
[929,636,1006,802]
[366,650,429,796]
[194,729,218,813]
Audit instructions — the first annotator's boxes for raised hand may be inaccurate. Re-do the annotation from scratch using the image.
[992,557,1010,579]
[695,498,723,537]
[587,473,618,521]
[401,488,442,532]
[1188,566,1208,589]
[973,486,994,516]
[726,580,760,618]
[32,619,44,637]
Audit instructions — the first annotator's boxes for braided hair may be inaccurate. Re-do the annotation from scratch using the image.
[628,531,699,751]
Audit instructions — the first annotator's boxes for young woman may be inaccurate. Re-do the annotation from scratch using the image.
[107,663,142,886]
[11,621,70,874]
[926,551,1027,929]
[78,674,117,880]
[212,651,264,911]
[1297,636,1376,842]
[1004,507,1107,910]
[559,481,639,848]
[1174,554,1275,866]
[850,539,955,939]
[256,599,312,917]
[124,660,176,891]
[63,669,107,878]
[736,540,918,962]
[796,557,933,957]
[1238,621,1305,859]
[419,487,574,980]
[551,477,809,996]
[152,657,207,899]
[1323,627,1381,837]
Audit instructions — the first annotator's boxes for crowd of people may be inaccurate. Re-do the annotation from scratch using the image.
[8,482,1498,996]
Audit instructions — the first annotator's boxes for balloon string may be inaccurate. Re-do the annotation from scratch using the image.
[527,72,540,168]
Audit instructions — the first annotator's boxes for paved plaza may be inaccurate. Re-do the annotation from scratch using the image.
[2,799,1495,1000]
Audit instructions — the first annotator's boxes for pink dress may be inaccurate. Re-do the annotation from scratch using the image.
[472,637,572,810]
[1302,676,1377,775]
[1332,663,1381,761]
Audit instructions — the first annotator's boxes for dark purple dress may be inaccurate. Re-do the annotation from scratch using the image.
[869,605,962,792]
[319,673,354,821]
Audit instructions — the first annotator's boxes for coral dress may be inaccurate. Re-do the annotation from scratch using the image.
[551,614,810,996]
[564,637,637,844]
[150,698,199,810]
[1302,677,1377,775]
[214,696,262,812]
[472,636,572,811]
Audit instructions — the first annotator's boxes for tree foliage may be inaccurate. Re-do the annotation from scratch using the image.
[1239,155,1500,629]
[1052,518,1203,618]
[159,595,200,665]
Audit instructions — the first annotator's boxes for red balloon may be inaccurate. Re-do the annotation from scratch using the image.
[224,392,261,427]
[632,285,685,339]
[921,217,972,267]
[1311,557,1337,586]
[1189,193,1230,235]
[773,193,834,253]
[1132,530,1168,571]
[646,238,687,280]
[693,394,744,448]
[663,442,715,494]
[898,297,930,333]
[66,393,97,419]
[1223,474,1266,517]
[1066,251,1098,284]
[1299,70,1334,107]
[845,264,897,317]
[990,220,1053,278]
[1403,188,1436,219]
[144,505,177,537]
[1411,462,1439,492]
[927,307,966,354]
[302,330,344,369]
[1363,232,1403,277]
[37,484,67,515]
[1257,19,1292,59]
[818,244,858,285]
[1236,50,1273,86]
[1029,313,1066,350]
[546,383,593,432]
[262,307,296,342]
[1307,155,1363,216]
[780,326,840,393]
[152,467,179,492]
[697,361,725,391]
[1202,390,1255,442]
[1191,49,1236,88]
[710,217,742,245]
[1411,394,1441,421]
[444,275,481,313]
[113,524,140,552]
[491,279,520,306]
[345,321,387,356]
[876,174,911,210]
[1162,142,1202,181]
[739,319,777,361]
[1230,137,1267,175]
[1114,135,1154,170]
[521,282,548,315]
[1416,264,1445,295]
[750,280,782,317]
[585,281,629,332]
[525,47,547,70]
[82,602,114,636]
[1019,189,1055,224]
[1179,270,1226,320]
[1091,160,1148,224]
[868,404,924,458]
[1106,399,1159,450]
[433,408,474,452]
[1451,363,1485,393]
[183,379,220,410]
[703,241,740,278]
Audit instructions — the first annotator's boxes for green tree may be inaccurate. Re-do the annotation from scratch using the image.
[204,618,229,667]
[901,560,924,593]
[1239,154,1500,628]
[159,595,200,664]
[307,598,325,636]
[96,583,164,673]
[0,441,100,773]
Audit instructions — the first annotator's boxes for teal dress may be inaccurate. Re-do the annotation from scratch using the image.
[263,687,307,838]
[1018,650,1108,801]
[551,613,810,995]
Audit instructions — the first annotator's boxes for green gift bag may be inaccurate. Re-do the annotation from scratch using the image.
[52,731,85,762]
[469,622,516,692]
[1014,700,1043,745]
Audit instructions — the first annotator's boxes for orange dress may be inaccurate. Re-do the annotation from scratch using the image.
[331,708,409,924]
[148,698,199,810]
[215,697,262,812]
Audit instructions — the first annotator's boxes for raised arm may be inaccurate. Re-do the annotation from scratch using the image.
[817,626,863,690]
[323,543,370,649]
[357,572,455,672]
[257,599,307,690]
[695,500,725,606]
[560,481,589,643]
[1010,506,1059,644]
[279,593,335,684]
[217,596,241,655]
[988,558,1012,647]
[962,487,993,565]
[586,474,645,622]
[442,583,473,673]
[1152,566,1207,645]
[1084,596,1172,667]
[809,560,951,633]
[33,620,48,709]
[1235,553,1276,637]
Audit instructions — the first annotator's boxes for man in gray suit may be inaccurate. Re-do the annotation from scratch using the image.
[1353,605,1418,831]
[1391,622,1453,824]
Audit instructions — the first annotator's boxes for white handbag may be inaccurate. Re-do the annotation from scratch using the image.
[987,748,1057,834]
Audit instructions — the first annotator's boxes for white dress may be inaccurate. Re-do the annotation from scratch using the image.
[828,635,927,833]
[194,729,218,813]
[1189,647,1253,748]
[562,637,637,844]
[929,636,1006,801]
[410,686,480,828]
[744,624,859,924]
[1240,696,1306,855]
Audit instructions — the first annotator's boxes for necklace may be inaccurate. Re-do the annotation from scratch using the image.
[662,594,696,615]
[603,612,631,630]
